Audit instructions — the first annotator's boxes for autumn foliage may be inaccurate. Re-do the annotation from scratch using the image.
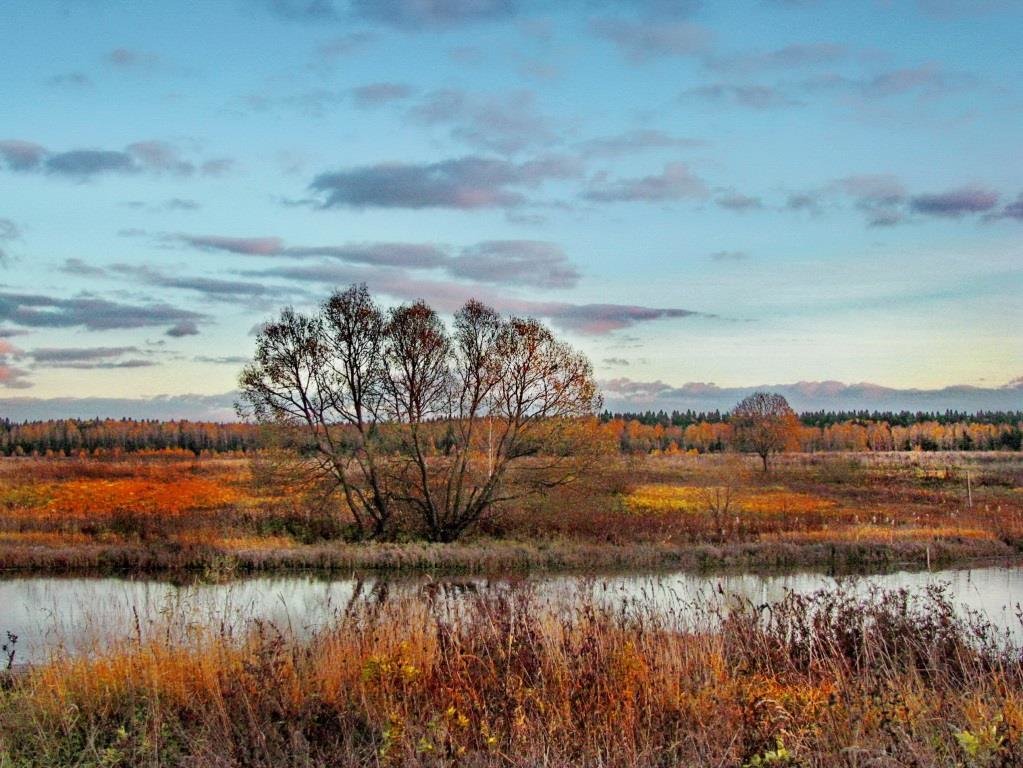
[1,585,1020,766]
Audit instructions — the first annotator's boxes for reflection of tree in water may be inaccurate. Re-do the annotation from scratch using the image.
[421,579,483,615]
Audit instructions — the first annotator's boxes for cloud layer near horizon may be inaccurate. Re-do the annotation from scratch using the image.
[2,377,1020,421]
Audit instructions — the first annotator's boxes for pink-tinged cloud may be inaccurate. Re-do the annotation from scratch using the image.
[178,234,285,255]
[583,162,709,203]
[909,186,1000,217]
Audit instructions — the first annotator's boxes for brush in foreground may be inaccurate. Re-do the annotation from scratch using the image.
[0,585,1020,766]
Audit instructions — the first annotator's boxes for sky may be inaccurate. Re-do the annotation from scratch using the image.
[0,0,1021,418]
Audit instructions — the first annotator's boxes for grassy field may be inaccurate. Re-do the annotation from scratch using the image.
[0,584,1020,766]
[0,451,1020,575]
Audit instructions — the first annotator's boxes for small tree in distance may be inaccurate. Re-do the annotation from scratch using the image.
[730,392,800,472]
[238,284,603,542]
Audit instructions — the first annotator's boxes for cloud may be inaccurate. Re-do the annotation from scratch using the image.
[829,174,907,226]
[164,198,202,211]
[176,232,581,290]
[0,362,31,389]
[447,241,579,289]
[582,162,709,203]
[909,186,1000,217]
[124,141,195,175]
[112,264,272,299]
[801,64,975,100]
[0,392,242,420]
[0,291,204,332]
[0,139,223,180]
[788,175,1002,226]
[350,0,518,29]
[988,192,1023,221]
[245,262,705,334]
[785,192,823,213]
[200,158,234,176]
[0,140,47,171]
[603,357,630,366]
[706,42,848,73]
[550,304,700,334]
[174,233,448,267]
[266,0,518,27]
[861,64,971,98]
[0,218,19,265]
[194,355,250,365]
[577,130,705,158]
[591,18,711,63]
[681,83,803,109]
[407,89,557,154]
[283,242,449,268]
[710,250,749,261]
[60,258,107,277]
[105,47,160,69]
[29,346,155,369]
[308,155,579,209]
[31,346,139,363]
[601,376,1023,413]
[166,320,200,337]
[265,0,341,21]
[48,72,92,88]
[715,193,763,211]
[175,234,284,255]
[351,82,415,108]
[312,32,374,63]
[46,150,136,176]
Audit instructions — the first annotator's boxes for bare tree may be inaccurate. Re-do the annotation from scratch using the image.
[238,285,393,538]
[239,285,602,542]
[730,391,799,472]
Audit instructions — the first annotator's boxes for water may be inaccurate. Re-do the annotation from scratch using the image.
[1,565,1021,664]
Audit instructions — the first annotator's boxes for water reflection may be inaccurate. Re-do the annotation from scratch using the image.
[1,564,1021,664]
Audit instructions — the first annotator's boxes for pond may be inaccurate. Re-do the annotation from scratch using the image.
[2,564,1021,664]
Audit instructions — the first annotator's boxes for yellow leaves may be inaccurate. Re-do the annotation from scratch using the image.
[361,644,422,686]
[625,484,835,517]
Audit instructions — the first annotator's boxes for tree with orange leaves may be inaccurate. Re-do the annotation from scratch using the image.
[730,392,800,472]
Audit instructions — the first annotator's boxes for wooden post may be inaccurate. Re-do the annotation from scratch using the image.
[967,469,973,508]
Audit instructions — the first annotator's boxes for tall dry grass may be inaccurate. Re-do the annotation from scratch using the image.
[0,585,1020,766]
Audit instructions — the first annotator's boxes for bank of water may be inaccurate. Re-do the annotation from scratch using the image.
[1,564,1021,664]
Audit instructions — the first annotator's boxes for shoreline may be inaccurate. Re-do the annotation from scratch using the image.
[0,535,1018,580]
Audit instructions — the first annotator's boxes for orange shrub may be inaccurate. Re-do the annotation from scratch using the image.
[26,477,240,520]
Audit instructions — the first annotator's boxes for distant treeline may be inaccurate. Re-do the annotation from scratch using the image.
[1,412,1021,457]
[0,418,260,457]
[602,414,1023,453]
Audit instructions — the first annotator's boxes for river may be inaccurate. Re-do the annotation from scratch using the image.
[1,563,1021,664]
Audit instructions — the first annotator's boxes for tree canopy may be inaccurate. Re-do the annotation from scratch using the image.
[239,284,602,541]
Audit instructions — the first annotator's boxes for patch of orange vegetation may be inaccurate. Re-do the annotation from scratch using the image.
[12,477,241,520]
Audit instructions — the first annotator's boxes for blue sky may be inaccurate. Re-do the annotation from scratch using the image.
[1,0,1021,416]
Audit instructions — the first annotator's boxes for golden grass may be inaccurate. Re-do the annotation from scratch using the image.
[1,586,1020,766]
[625,484,838,516]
